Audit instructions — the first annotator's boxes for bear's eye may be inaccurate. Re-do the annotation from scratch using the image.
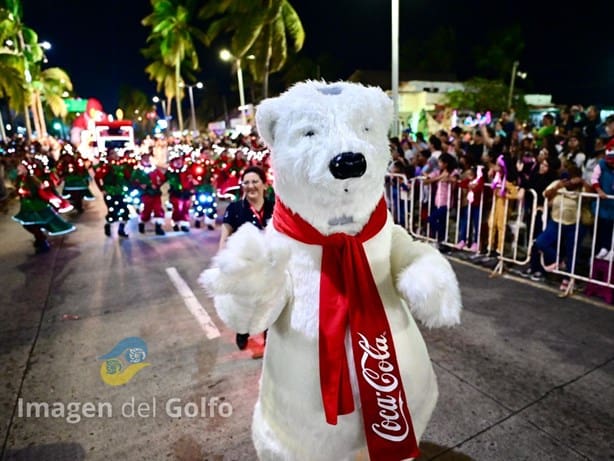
[305,130,315,137]
[363,126,370,133]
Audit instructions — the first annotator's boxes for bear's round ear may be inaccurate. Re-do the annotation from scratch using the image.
[255,98,279,147]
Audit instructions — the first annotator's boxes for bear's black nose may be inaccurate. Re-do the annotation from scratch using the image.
[329,152,366,179]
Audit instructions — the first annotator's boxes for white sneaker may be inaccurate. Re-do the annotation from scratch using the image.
[596,248,609,259]
[605,250,614,262]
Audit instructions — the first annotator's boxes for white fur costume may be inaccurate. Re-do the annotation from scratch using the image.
[200,80,462,461]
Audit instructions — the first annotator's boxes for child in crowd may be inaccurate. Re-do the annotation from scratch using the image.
[591,140,614,260]
[387,160,410,227]
[522,165,589,289]
[423,152,457,253]
[456,156,484,251]
[485,146,519,258]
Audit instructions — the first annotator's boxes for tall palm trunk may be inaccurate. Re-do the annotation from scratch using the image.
[17,31,33,140]
[261,30,274,99]
[0,110,6,140]
[30,93,42,137]
[22,101,32,139]
[36,92,47,137]
[174,57,183,132]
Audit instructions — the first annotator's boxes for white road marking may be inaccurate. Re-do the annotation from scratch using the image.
[166,267,221,339]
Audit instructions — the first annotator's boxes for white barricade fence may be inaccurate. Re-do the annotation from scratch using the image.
[383,173,614,300]
[384,173,410,230]
[392,175,535,264]
[542,190,614,297]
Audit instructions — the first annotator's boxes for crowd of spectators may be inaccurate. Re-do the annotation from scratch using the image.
[386,105,614,290]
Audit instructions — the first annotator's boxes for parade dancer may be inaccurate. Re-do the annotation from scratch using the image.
[55,145,94,214]
[94,148,131,238]
[12,160,76,254]
[190,149,217,230]
[25,147,74,214]
[131,149,166,235]
[166,151,195,232]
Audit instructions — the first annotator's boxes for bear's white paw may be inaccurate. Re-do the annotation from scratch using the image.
[199,223,291,332]
[201,224,289,295]
[397,251,461,328]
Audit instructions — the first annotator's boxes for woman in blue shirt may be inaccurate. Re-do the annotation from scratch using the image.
[218,166,275,354]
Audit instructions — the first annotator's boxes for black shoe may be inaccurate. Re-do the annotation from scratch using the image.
[236,333,249,350]
[469,251,486,261]
[180,225,189,232]
[118,224,129,238]
[34,240,51,254]
[194,220,201,229]
[104,223,111,237]
[155,223,165,236]
[173,224,179,232]
[138,222,145,234]
[518,267,533,278]
[207,224,215,230]
[530,271,545,282]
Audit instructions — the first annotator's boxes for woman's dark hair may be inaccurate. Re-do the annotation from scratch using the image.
[428,135,442,151]
[242,165,267,183]
[438,152,457,172]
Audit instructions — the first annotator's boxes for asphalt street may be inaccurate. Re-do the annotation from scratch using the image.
[0,188,613,461]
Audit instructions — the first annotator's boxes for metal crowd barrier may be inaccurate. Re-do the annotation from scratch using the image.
[384,173,614,301]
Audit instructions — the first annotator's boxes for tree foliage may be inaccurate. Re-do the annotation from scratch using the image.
[0,0,74,138]
[200,0,304,99]
[35,67,73,118]
[400,26,457,74]
[444,77,528,119]
[471,25,525,81]
[142,0,206,131]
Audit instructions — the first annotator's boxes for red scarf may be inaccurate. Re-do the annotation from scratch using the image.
[273,197,419,461]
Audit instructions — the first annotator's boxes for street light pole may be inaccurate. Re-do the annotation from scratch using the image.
[236,58,247,126]
[188,85,197,135]
[152,96,167,125]
[220,49,253,128]
[179,82,203,137]
[391,0,400,137]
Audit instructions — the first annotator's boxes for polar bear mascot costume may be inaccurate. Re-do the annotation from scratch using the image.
[200,80,462,461]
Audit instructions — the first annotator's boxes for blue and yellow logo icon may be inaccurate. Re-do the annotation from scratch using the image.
[99,337,150,386]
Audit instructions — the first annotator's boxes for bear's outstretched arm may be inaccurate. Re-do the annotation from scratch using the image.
[390,224,462,328]
[199,223,292,334]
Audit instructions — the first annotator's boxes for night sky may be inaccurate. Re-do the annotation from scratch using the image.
[25,0,613,114]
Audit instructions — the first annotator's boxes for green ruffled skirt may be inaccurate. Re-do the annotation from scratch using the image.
[13,199,76,236]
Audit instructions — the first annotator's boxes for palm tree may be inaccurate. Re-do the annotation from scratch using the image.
[32,67,73,136]
[1,0,49,139]
[0,1,34,137]
[0,39,25,116]
[117,85,158,138]
[142,0,206,132]
[200,0,305,99]
[142,40,197,129]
